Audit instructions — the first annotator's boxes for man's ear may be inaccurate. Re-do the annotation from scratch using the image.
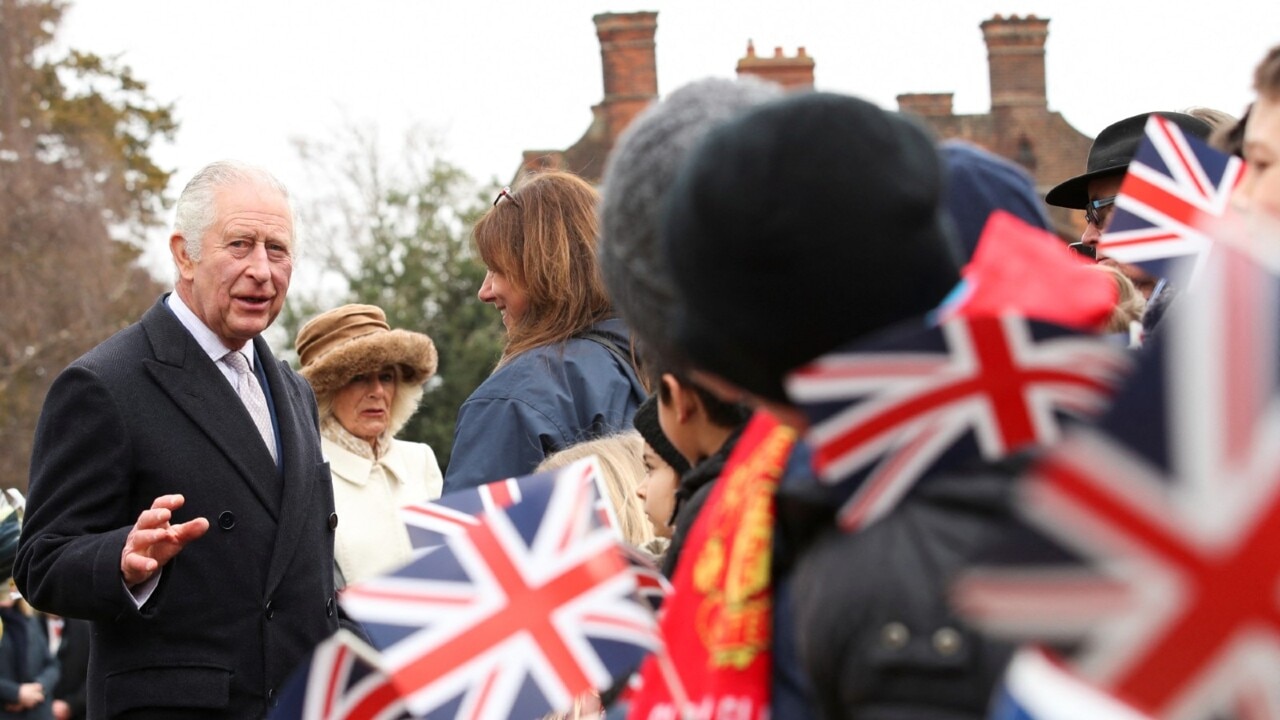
[170,233,196,281]
[660,373,701,424]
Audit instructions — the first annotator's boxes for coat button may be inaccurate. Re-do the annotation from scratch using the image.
[880,621,910,650]
[326,597,335,617]
[933,627,964,656]
[328,512,339,530]
[265,600,275,620]
[218,511,236,530]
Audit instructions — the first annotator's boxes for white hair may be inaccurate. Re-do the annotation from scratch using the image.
[173,160,293,261]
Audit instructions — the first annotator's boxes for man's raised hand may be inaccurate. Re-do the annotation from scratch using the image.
[120,494,209,587]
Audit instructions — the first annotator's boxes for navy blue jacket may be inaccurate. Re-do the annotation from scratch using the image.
[786,462,1020,719]
[0,610,58,720]
[444,318,646,492]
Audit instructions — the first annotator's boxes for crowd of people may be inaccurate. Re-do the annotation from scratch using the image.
[5,38,1279,720]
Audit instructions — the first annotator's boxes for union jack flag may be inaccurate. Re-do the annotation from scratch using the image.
[617,543,672,613]
[400,478,523,551]
[342,461,662,719]
[1098,114,1244,280]
[401,464,621,551]
[270,631,411,720]
[400,464,670,611]
[785,314,1131,532]
[955,243,1280,719]
[988,647,1154,720]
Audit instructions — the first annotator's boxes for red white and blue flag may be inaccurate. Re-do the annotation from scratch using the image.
[936,211,1120,332]
[786,314,1130,532]
[956,243,1280,719]
[270,631,411,720]
[988,647,1154,720]
[342,460,662,720]
[401,464,622,552]
[399,478,523,551]
[401,464,669,612]
[1098,114,1244,280]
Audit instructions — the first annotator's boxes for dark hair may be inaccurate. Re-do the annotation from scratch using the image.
[1213,104,1249,157]
[655,371,751,430]
[636,335,685,396]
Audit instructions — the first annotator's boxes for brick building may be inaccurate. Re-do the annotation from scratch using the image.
[518,11,1090,239]
[515,11,816,184]
[516,12,659,182]
[897,14,1091,239]
[736,41,815,91]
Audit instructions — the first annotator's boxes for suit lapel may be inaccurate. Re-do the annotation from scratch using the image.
[140,298,281,518]
[258,336,321,595]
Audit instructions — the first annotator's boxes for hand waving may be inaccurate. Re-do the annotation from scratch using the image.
[120,494,210,587]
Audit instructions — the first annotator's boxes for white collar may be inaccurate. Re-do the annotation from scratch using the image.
[167,291,257,368]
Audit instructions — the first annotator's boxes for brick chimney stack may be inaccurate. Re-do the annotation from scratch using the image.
[593,11,659,147]
[897,93,955,118]
[980,14,1049,111]
[736,40,815,90]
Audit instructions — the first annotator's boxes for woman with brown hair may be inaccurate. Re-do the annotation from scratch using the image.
[443,171,645,492]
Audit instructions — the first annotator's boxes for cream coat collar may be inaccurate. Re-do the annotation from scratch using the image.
[323,435,411,488]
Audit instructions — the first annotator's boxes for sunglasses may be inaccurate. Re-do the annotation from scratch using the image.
[1084,195,1117,228]
[493,186,520,208]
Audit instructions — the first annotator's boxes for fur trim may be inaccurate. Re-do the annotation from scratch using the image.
[301,329,437,403]
[386,381,425,439]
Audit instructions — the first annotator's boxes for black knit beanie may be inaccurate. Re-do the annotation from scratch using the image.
[632,395,691,477]
[661,91,961,404]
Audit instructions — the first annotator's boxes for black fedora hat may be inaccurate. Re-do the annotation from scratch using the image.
[1045,111,1213,209]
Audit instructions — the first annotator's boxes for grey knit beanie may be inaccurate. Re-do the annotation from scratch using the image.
[598,76,783,368]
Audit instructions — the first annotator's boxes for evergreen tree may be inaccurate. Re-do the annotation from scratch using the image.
[283,127,504,471]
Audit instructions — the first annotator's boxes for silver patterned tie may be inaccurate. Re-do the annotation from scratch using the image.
[222,351,278,463]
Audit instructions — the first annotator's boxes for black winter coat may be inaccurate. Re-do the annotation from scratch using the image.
[790,466,1022,720]
[16,296,340,719]
[659,425,745,578]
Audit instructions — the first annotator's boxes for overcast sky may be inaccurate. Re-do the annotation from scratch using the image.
[56,0,1280,270]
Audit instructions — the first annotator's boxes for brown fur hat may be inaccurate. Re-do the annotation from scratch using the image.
[295,305,438,431]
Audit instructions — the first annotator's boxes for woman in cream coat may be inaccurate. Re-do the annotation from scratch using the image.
[296,304,443,586]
